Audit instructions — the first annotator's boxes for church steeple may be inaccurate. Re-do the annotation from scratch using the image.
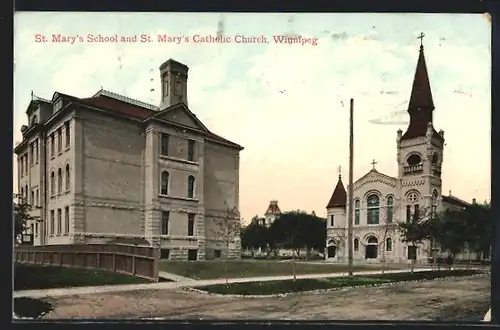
[401,33,439,141]
[326,175,347,209]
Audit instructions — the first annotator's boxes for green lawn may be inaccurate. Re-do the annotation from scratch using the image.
[14,263,152,290]
[159,260,405,280]
[196,269,481,295]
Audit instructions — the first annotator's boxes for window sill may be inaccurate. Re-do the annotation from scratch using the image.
[159,155,199,166]
[159,194,198,202]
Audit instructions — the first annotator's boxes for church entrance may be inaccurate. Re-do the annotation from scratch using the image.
[327,240,336,258]
[327,246,337,258]
[365,236,378,259]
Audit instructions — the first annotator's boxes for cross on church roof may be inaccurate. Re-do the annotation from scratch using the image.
[417,32,425,47]
[371,159,377,170]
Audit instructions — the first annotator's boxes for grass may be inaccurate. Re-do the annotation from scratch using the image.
[196,269,481,295]
[159,260,405,280]
[14,263,153,291]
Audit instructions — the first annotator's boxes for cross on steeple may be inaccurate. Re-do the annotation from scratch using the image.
[417,32,425,47]
[371,159,377,170]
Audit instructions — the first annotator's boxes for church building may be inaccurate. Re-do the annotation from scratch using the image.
[325,38,471,264]
[14,59,243,261]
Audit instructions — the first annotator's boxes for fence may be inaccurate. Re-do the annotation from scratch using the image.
[14,244,160,282]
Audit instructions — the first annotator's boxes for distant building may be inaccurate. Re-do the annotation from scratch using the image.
[264,200,281,227]
[325,39,471,264]
[14,59,243,261]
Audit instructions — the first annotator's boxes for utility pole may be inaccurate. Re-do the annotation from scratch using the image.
[347,98,354,276]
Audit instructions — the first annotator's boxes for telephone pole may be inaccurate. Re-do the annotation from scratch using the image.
[347,98,354,276]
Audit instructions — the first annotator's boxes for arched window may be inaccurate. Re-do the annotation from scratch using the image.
[406,191,420,222]
[57,168,63,193]
[20,187,24,200]
[50,171,55,195]
[386,196,394,224]
[25,184,28,200]
[407,154,422,166]
[367,236,378,244]
[354,199,360,225]
[354,238,359,251]
[366,194,380,225]
[386,238,392,251]
[161,171,169,195]
[65,164,70,191]
[431,190,438,218]
[187,175,195,198]
[432,153,439,164]
[31,115,37,126]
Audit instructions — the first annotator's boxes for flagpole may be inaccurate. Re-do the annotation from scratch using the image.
[347,98,354,276]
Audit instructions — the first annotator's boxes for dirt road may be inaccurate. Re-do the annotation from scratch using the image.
[43,275,490,321]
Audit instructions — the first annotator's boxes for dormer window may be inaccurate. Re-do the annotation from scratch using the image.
[54,99,63,112]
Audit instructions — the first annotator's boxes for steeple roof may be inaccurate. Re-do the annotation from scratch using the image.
[408,45,434,111]
[265,200,281,215]
[401,39,443,142]
[326,175,347,209]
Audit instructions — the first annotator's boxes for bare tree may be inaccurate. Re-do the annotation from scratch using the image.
[376,202,398,274]
[210,206,242,284]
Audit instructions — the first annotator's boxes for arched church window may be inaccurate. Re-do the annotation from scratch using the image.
[353,238,359,251]
[386,238,392,251]
[431,190,438,218]
[354,199,360,225]
[386,196,394,224]
[432,153,439,164]
[407,154,422,166]
[366,194,380,225]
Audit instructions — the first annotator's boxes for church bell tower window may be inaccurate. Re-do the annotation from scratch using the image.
[174,79,182,96]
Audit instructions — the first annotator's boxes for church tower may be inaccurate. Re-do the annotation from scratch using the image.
[159,59,189,110]
[396,34,445,219]
[326,174,347,261]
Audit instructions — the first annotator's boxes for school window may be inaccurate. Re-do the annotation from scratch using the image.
[406,205,411,222]
[188,213,195,236]
[35,222,39,236]
[29,143,34,165]
[50,210,55,235]
[414,204,420,220]
[161,134,169,156]
[162,211,170,235]
[330,215,334,227]
[57,209,62,235]
[64,206,70,233]
[187,139,195,161]
[50,134,55,157]
[34,139,39,163]
[187,175,195,198]
[64,121,70,148]
[57,128,62,153]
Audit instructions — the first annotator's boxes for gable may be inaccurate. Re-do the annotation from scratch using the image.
[151,105,208,131]
[353,170,397,191]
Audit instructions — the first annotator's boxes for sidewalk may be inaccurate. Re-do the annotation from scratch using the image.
[13,267,436,299]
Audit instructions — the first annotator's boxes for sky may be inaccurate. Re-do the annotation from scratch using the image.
[14,12,491,222]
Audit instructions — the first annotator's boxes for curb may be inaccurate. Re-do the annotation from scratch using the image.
[184,272,488,299]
